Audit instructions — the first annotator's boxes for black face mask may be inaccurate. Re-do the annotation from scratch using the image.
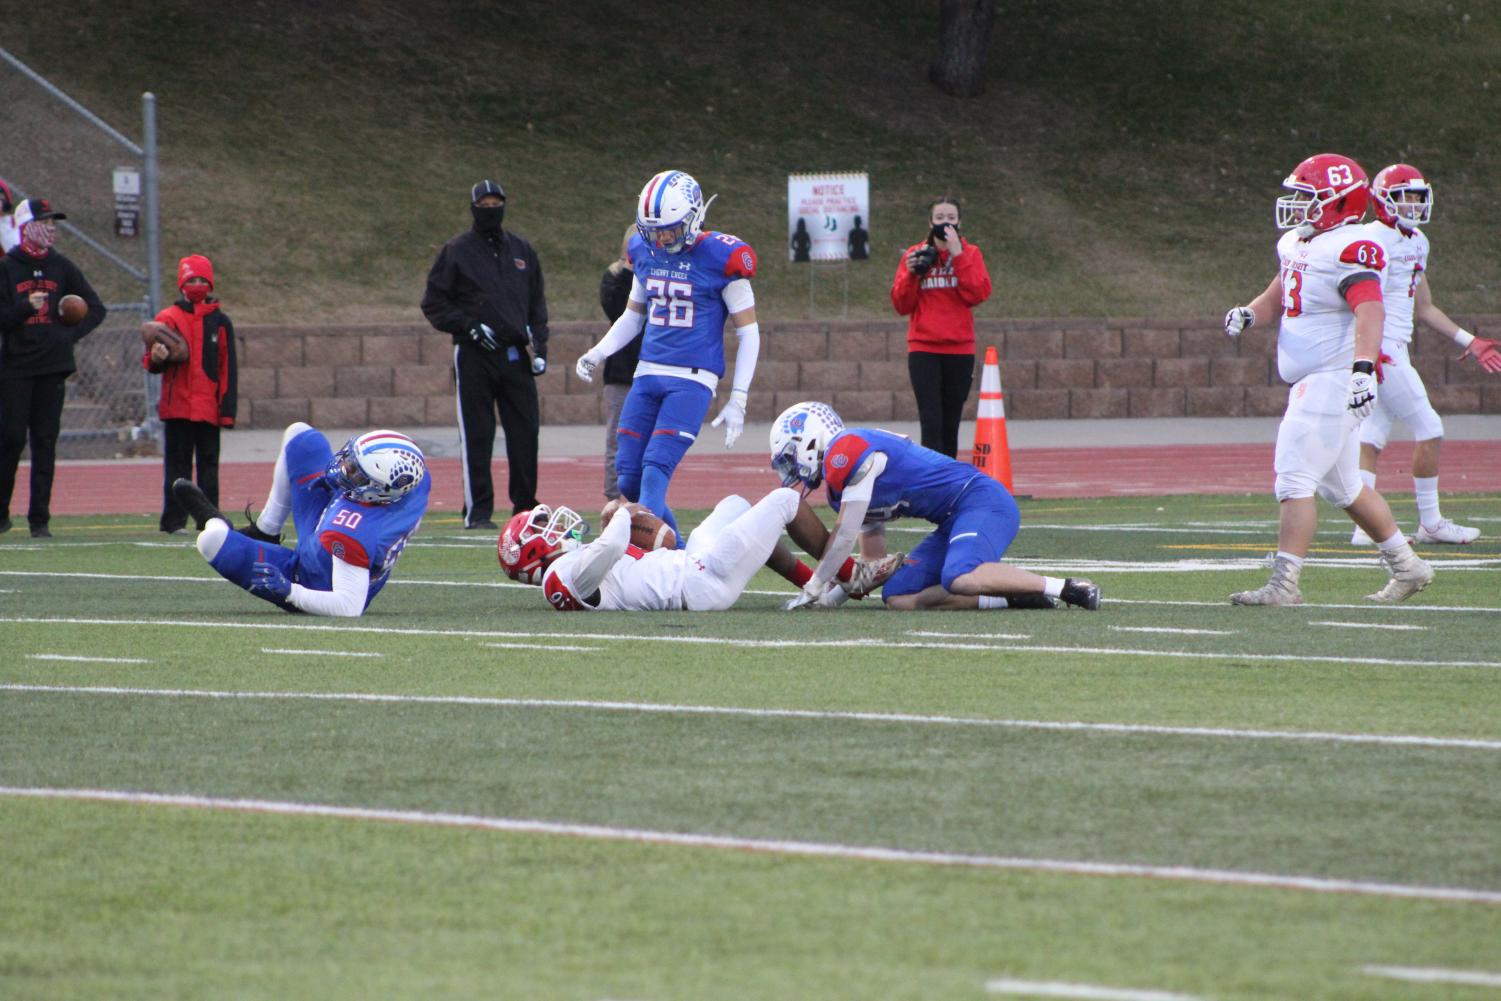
[471,204,505,234]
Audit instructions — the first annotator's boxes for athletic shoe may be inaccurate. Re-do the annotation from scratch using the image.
[1366,546,1435,603]
[845,552,905,599]
[466,519,499,531]
[1060,577,1101,610]
[1415,518,1480,545]
[29,524,51,539]
[240,503,283,545]
[1230,557,1303,605]
[1349,526,1374,546]
[172,478,227,529]
[1005,593,1058,610]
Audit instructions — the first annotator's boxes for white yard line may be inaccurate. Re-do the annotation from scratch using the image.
[3,786,1498,906]
[480,642,603,653]
[1361,965,1501,988]
[1309,622,1429,632]
[259,648,384,658]
[24,654,152,665]
[6,683,1499,751]
[986,978,1204,1000]
[1112,598,1499,614]
[5,616,1500,670]
[1108,626,1238,636]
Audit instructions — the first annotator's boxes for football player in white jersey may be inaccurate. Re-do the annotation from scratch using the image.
[498,489,900,612]
[1348,164,1500,546]
[1223,153,1433,605]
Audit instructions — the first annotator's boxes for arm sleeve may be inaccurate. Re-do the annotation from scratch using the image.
[419,246,468,335]
[809,454,885,591]
[952,244,992,306]
[568,512,632,596]
[592,293,648,358]
[287,556,369,617]
[890,250,920,315]
[728,317,759,397]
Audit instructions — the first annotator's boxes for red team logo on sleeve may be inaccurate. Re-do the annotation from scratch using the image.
[823,434,869,492]
[723,241,757,279]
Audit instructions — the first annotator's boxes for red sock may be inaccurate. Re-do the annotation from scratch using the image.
[836,557,856,583]
[789,561,813,587]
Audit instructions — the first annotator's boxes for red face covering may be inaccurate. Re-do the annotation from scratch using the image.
[183,285,210,303]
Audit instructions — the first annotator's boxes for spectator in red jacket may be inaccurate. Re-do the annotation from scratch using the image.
[145,254,237,533]
[890,196,992,458]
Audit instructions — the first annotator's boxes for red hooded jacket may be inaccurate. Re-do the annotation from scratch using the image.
[144,254,237,426]
[889,239,992,355]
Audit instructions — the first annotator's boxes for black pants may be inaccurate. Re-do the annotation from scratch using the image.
[454,344,540,525]
[160,418,222,531]
[908,351,975,458]
[0,372,68,528]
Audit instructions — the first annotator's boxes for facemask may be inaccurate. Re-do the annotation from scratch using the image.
[183,285,210,303]
[21,221,55,255]
[471,204,505,234]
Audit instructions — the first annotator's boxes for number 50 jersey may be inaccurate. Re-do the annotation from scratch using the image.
[1274,225,1386,383]
[627,229,757,378]
[301,477,430,609]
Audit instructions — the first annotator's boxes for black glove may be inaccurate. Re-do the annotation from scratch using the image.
[467,322,498,352]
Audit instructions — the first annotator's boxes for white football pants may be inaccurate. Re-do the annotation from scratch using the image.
[680,488,801,611]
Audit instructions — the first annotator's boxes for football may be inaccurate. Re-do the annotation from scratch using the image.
[601,498,678,551]
[140,321,190,364]
[58,294,88,326]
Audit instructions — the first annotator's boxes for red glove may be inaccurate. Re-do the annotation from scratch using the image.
[1460,336,1501,374]
[1374,351,1393,384]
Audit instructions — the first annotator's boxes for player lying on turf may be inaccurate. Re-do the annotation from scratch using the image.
[769,401,1100,612]
[498,488,901,611]
[174,423,429,617]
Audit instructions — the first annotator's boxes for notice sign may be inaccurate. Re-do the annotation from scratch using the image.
[787,172,868,262]
[113,166,141,238]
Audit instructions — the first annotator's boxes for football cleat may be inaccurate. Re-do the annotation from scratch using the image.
[1349,526,1374,546]
[1230,557,1303,606]
[1060,577,1101,610]
[1414,518,1479,545]
[1004,593,1058,610]
[845,552,904,599]
[1365,546,1435,603]
[240,503,283,545]
[172,478,227,529]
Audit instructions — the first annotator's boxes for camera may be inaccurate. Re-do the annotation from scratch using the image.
[910,246,940,275]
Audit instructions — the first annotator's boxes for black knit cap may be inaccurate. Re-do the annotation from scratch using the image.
[471,180,506,204]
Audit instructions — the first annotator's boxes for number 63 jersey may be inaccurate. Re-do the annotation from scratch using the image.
[1274,225,1386,384]
[301,477,430,607]
[628,229,757,378]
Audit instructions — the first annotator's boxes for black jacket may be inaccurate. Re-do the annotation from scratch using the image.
[599,264,643,386]
[0,246,107,377]
[421,226,549,361]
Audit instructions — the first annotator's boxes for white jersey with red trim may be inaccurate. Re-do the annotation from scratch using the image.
[541,540,687,611]
[1361,220,1429,345]
[1274,223,1387,383]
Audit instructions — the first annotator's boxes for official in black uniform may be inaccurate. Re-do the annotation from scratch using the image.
[421,180,549,529]
[0,198,107,537]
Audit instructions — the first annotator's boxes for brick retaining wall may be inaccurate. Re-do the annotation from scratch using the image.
[233,316,1501,429]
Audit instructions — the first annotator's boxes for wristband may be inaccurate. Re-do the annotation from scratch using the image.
[1454,328,1475,349]
[1352,360,1375,375]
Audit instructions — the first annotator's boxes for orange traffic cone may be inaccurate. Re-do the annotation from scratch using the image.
[970,345,1015,492]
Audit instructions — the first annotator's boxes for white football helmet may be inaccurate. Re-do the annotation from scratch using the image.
[770,401,845,490]
[327,430,426,504]
[636,170,715,253]
[498,505,587,584]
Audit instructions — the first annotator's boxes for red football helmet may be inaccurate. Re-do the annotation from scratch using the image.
[1275,153,1370,235]
[1371,163,1433,230]
[497,505,587,585]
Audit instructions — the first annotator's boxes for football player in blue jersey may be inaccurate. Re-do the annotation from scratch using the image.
[769,401,1101,612]
[173,423,430,617]
[575,170,760,543]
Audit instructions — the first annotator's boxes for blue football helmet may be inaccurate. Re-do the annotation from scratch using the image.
[327,429,426,504]
[770,401,844,490]
[636,170,714,253]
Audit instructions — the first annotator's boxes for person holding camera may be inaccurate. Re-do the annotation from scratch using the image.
[890,196,991,458]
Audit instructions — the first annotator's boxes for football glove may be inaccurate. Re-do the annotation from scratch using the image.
[1461,335,1501,373]
[710,389,748,448]
[250,560,293,601]
[467,322,498,352]
[1347,363,1378,420]
[531,356,547,375]
[784,577,830,611]
[1224,306,1255,338]
[575,348,604,383]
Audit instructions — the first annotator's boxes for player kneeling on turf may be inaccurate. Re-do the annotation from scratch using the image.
[498,488,901,611]
[770,401,1100,612]
[177,423,429,617]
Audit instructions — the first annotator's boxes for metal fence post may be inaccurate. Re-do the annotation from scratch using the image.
[142,91,163,439]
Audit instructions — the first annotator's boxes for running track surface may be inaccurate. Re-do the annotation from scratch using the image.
[27,440,1501,519]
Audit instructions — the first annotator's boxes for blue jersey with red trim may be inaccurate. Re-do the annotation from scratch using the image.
[823,428,985,524]
[628,229,757,376]
[297,476,430,607]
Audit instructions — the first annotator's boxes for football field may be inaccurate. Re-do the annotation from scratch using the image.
[2,492,1500,1000]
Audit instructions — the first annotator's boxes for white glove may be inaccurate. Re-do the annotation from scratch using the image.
[1224,307,1254,338]
[575,349,604,383]
[710,389,747,448]
[1347,366,1378,420]
[531,356,547,375]
[783,577,830,611]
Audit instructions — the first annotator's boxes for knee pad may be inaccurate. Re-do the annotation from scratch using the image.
[769,487,800,522]
[1318,480,1362,509]
[196,518,230,561]
[1273,471,1319,503]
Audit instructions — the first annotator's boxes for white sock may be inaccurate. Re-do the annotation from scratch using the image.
[1274,551,1304,582]
[1377,533,1408,553]
[1413,475,1441,527]
[258,449,293,534]
[1041,576,1065,599]
[978,595,1009,609]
